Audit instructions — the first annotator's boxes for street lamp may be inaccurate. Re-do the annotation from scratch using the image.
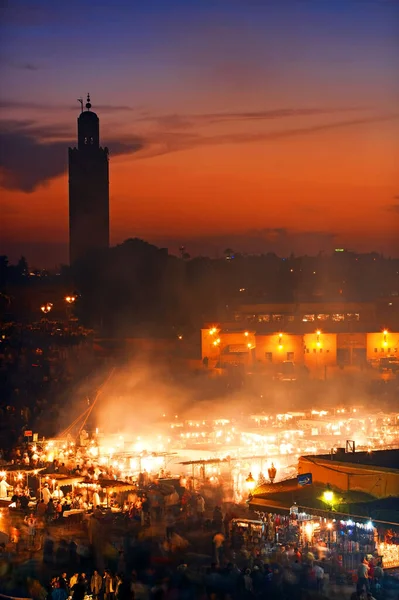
[213,338,222,367]
[245,472,256,493]
[268,463,277,484]
[40,302,53,315]
[65,295,76,305]
[383,330,388,347]
[41,303,53,315]
[278,333,283,351]
[323,484,335,509]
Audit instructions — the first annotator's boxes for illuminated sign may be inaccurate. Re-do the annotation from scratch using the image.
[298,473,312,486]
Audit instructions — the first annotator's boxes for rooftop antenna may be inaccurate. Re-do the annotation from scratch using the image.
[86,93,91,110]
[77,97,83,113]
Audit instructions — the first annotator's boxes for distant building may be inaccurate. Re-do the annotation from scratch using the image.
[68,94,109,265]
[299,449,399,498]
[201,325,399,371]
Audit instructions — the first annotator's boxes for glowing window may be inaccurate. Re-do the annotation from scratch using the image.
[332,313,345,322]
[303,314,315,322]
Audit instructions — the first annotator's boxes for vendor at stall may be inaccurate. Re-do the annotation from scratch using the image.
[0,478,11,499]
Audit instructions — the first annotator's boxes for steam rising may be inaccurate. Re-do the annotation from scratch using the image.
[59,359,395,444]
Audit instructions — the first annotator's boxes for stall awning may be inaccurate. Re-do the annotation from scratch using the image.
[94,479,136,493]
[1,466,46,475]
[41,474,83,487]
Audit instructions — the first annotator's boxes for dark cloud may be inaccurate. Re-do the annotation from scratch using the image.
[0,61,42,71]
[0,121,143,192]
[0,98,135,112]
[140,106,362,129]
[1,111,397,191]
[134,112,399,159]
[18,63,40,71]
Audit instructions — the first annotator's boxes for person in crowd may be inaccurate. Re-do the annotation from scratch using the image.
[357,557,370,594]
[24,513,37,548]
[91,569,103,599]
[59,572,68,590]
[212,531,225,566]
[313,561,324,593]
[71,575,86,600]
[104,569,116,600]
[42,483,52,504]
[51,580,68,600]
[165,509,175,541]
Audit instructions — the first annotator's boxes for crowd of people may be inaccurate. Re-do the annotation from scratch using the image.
[1,540,392,600]
[0,321,95,451]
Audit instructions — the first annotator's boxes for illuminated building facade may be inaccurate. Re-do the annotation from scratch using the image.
[298,449,399,498]
[68,95,109,265]
[201,326,399,371]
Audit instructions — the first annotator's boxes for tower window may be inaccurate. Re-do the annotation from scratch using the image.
[90,137,94,144]
[84,137,88,144]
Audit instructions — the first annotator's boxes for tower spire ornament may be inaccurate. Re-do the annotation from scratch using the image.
[86,93,91,110]
[77,98,83,113]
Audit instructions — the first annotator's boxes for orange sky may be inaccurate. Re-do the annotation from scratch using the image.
[1,0,398,265]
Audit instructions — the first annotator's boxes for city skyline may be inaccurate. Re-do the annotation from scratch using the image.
[1,0,399,266]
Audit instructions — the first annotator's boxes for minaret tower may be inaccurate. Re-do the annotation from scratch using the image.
[68,94,109,265]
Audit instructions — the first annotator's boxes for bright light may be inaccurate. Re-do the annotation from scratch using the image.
[323,489,334,504]
[366,521,373,530]
[316,330,321,336]
[305,523,314,540]
[327,523,333,530]
[65,295,76,304]
[383,330,388,336]
[244,331,249,337]
[40,302,53,314]
[245,472,256,491]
